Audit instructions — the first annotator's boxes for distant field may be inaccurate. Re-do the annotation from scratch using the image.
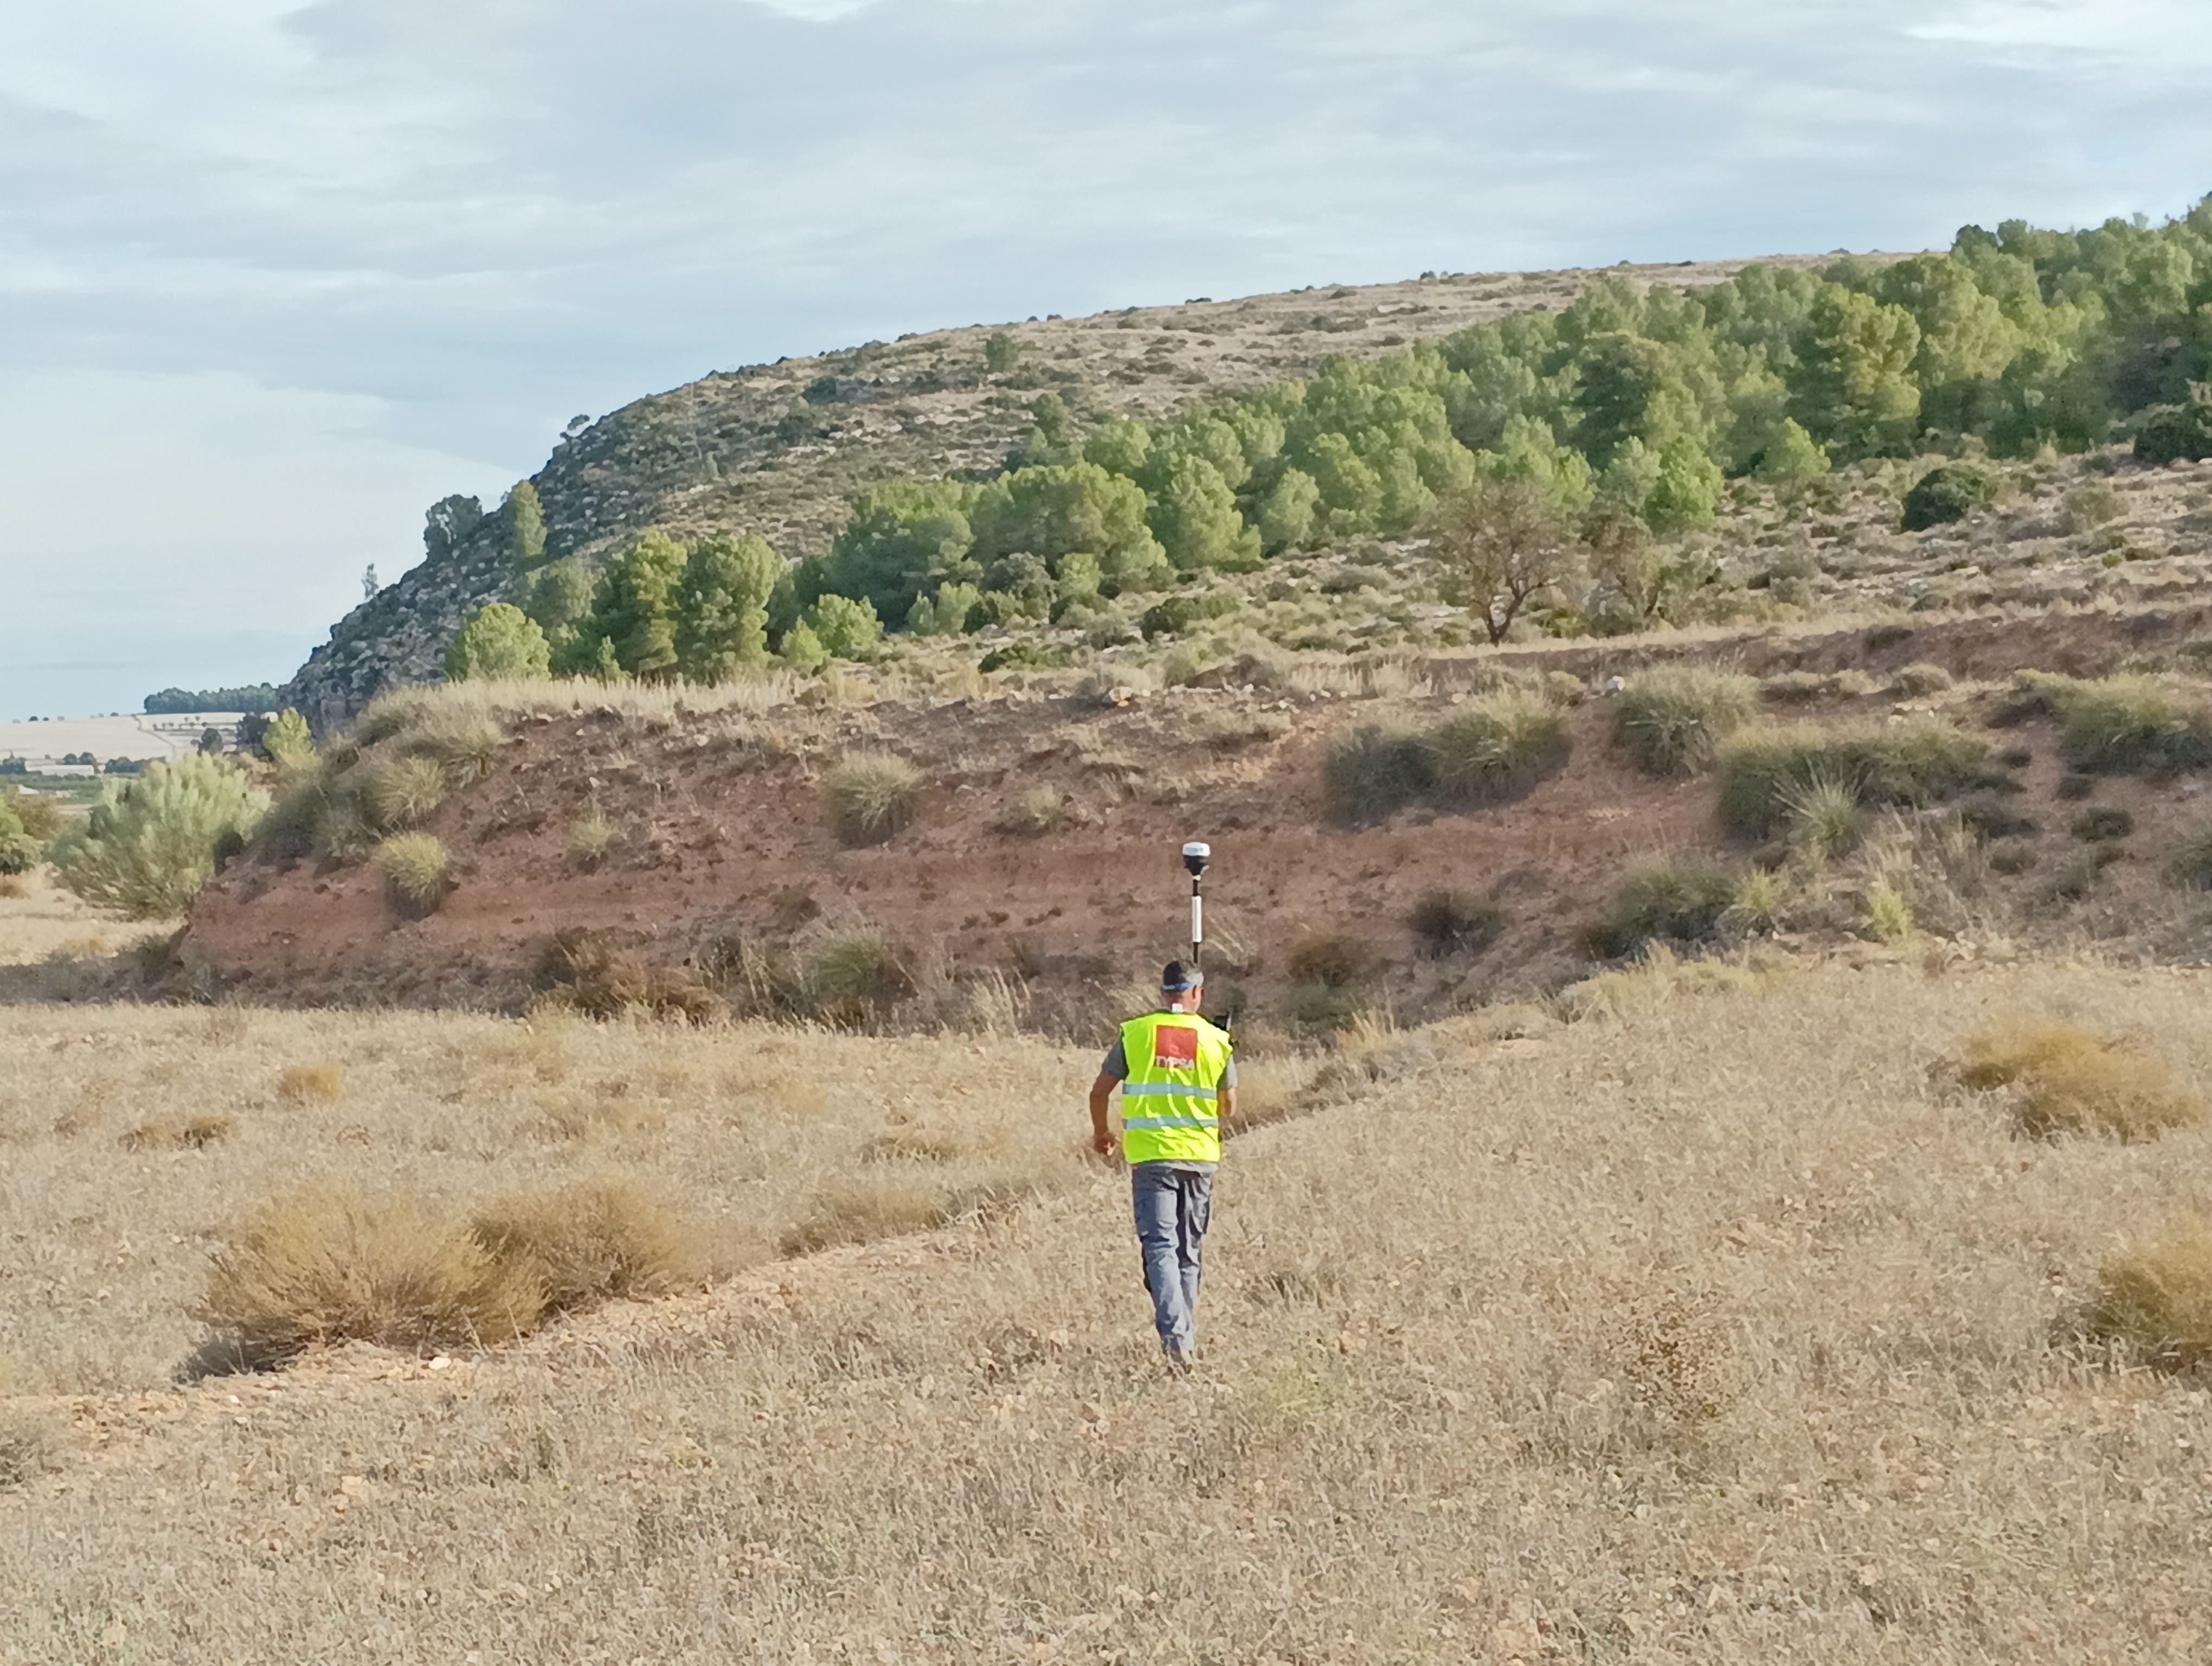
[5,954,2212,1662]
[0,713,243,774]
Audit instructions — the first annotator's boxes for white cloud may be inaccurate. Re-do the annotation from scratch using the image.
[0,0,2208,713]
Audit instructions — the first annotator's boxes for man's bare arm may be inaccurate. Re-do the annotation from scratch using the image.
[1088,1072,1117,1158]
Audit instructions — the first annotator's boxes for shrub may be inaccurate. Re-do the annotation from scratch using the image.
[2084,1221,2212,1369]
[1409,890,1503,957]
[1715,719,1989,840]
[0,1415,55,1490]
[2,785,61,844]
[1952,1024,2207,1141]
[49,755,269,918]
[0,799,38,874]
[537,929,728,1024]
[121,1114,234,1151]
[1721,867,1787,937]
[1864,882,1914,943]
[375,833,449,912]
[1888,662,1954,697]
[1778,772,1863,862]
[197,1189,545,1368]
[408,716,506,786]
[468,1180,697,1313]
[824,754,923,847]
[1901,464,1995,530]
[1286,928,1381,988]
[1584,858,1735,959]
[1613,667,1757,776]
[260,709,316,765]
[1321,725,1435,825]
[1426,685,1569,804]
[2172,819,2212,889]
[2035,675,2212,775]
[2070,805,2134,843]
[2059,479,2121,534]
[278,1065,344,1105]
[1002,785,1073,836]
[2133,389,2212,466]
[363,754,448,831]
[800,927,914,1026]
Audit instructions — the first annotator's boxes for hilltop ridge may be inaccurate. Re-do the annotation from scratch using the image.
[277,252,1872,731]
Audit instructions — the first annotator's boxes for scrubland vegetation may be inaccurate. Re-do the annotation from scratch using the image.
[8,961,2212,1661]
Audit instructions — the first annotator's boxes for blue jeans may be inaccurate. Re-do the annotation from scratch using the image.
[1131,1163,1213,1353]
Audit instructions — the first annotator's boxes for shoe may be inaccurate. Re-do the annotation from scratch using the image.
[1162,1341,1194,1375]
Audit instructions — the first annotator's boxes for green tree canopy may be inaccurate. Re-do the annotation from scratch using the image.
[676,535,782,680]
[556,531,688,680]
[823,481,975,624]
[447,603,552,682]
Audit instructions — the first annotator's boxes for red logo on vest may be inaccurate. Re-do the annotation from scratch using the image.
[1152,1024,1199,1069]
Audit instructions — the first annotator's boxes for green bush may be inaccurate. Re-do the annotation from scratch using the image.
[1901,465,1996,531]
[1584,857,1736,959]
[2133,389,2212,466]
[260,708,316,765]
[824,754,923,847]
[0,791,44,874]
[50,755,269,918]
[1613,667,1757,776]
[1426,685,1569,805]
[1321,726,1436,826]
[375,832,449,912]
[1716,719,1990,840]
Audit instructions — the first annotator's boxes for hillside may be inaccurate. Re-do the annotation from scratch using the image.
[275,253,1863,732]
[188,593,2212,1029]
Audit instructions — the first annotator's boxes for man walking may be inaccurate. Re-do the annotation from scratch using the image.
[1089,962,1236,1372]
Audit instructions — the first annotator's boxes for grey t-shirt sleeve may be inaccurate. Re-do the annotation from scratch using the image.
[1101,1037,1237,1087]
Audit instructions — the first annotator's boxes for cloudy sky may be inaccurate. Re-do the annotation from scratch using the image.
[2,0,2207,717]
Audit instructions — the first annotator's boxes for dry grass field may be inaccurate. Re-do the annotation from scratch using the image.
[8,952,2212,1663]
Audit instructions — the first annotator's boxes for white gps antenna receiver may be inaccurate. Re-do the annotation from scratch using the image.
[1182,842,1211,969]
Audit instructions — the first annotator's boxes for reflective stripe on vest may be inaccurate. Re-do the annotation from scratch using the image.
[1118,1010,1233,1165]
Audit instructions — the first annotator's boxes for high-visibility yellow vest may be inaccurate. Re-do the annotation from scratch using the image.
[1118,1010,1234,1164]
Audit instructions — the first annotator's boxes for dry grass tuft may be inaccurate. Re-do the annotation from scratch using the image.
[120,1114,234,1151]
[1426,684,1569,804]
[1583,857,1736,959]
[0,875,25,901]
[277,1065,344,1104]
[197,1188,545,1368]
[375,832,450,911]
[568,809,616,870]
[468,1180,699,1313]
[2084,1220,2212,1369]
[1319,724,1434,825]
[363,754,449,832]
[1001,784,1074,836]
[1408,889,1504,958]
[779,1171,1044,1257]
[0,1413,56,1490]
[1285,926,1381,988]
[1613,667,1757,776]
[1951,1024,2208,1140]
[824,753,923,847]
[538,930,729,1024]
